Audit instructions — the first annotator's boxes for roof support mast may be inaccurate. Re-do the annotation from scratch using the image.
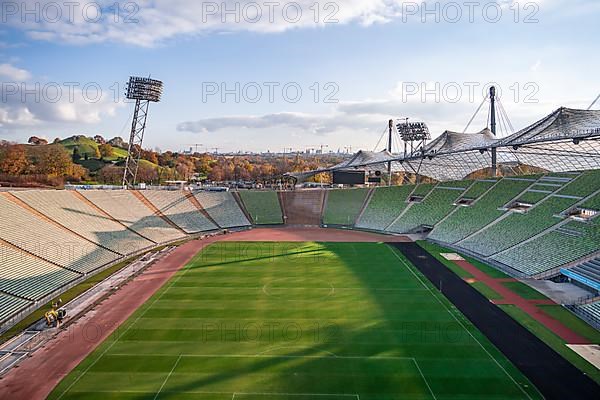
[388,119,393,186]
[490,86,498,177]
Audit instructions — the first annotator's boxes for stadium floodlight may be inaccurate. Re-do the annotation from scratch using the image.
[122,76,164,188]
[396,119,431,161]
[396,121,431,142]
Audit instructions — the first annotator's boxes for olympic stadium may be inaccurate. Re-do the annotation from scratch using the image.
[0,90,600,400]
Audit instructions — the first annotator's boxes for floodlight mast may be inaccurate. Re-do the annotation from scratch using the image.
[490,86,498,177]
[396,118,431,184]
[122,76,163,188]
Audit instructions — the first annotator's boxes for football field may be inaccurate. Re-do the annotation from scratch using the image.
[49,242,542,399]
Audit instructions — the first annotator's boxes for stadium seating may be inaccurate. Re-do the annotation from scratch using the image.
[0,195,120,273]
[0,293,31,325]
[428,177,535,244]
[457,179,497,199]
[515,190,553,204]
[355,185,413,231]
[13,190,154,255]
[141,190,218,233]
[387,187,466,233]
[556,169,600,197]
[569,301,600,330]
[193,191,251,228]
[580,193,600,210]
[410,183,436,197]
[0,241,81,300]
[459,195,578,256]
[492,219,600,276]
[322,188,370,225]
[81,190,185,243]
[238,191,283,225]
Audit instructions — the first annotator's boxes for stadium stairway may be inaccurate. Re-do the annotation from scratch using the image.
[279,190,325,226]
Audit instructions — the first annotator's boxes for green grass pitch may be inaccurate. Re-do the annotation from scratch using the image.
[49,242,541,399]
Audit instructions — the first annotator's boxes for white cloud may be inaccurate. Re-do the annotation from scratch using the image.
[0,63,123,129]
[2,0,408,47]
[0,63,31,80]
[177,110,380,136]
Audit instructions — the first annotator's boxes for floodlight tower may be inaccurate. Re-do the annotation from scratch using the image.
[396,118,431,157]
[122,76,164,188]
[396,118,431,184]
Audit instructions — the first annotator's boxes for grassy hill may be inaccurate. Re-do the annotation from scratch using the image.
[59,136,128,161]
[58,136,157,173]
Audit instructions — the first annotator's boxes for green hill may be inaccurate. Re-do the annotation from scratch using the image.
[58,136,157,173]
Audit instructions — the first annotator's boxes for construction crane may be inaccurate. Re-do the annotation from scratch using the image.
[306,144,329,154]
[184,143,203,153]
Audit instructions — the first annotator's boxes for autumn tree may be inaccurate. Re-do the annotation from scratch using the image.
[0,145,28,175]
[98,165,123,185]
[98,143,114,159]
[36,146,73,176]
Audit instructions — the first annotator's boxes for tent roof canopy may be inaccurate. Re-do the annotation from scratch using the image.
[286,107,600,182]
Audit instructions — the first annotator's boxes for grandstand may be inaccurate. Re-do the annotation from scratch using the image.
[13,190,154,255]
[141,190,218,233]
[355,185,413,231]
[322,188,370,225]
[568,301,600,330]
[238,191,283,224]
[458,195,578,256]
[387,186,467,233]
[0,194,120,273]
[193,191,251,228]
[428,177,535,244]
[0,241,80,301]
[80,190,185,243]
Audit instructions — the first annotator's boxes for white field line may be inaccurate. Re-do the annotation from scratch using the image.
[232,393,359,399]
[175,286,428,291]
[66,389,358,398]
[109,353,416,361]
[387,246,539,400]
[56,261,194,400]
[412,358,437,400]
[153,354,182,400]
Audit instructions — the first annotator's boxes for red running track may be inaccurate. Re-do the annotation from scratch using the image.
[455,259,590,344]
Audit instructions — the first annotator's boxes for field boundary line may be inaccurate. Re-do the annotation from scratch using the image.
[412,358,437,400]
[387,245,536,400]
[154,354,182,400]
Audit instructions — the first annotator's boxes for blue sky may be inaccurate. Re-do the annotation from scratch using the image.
[0,0,598,152]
